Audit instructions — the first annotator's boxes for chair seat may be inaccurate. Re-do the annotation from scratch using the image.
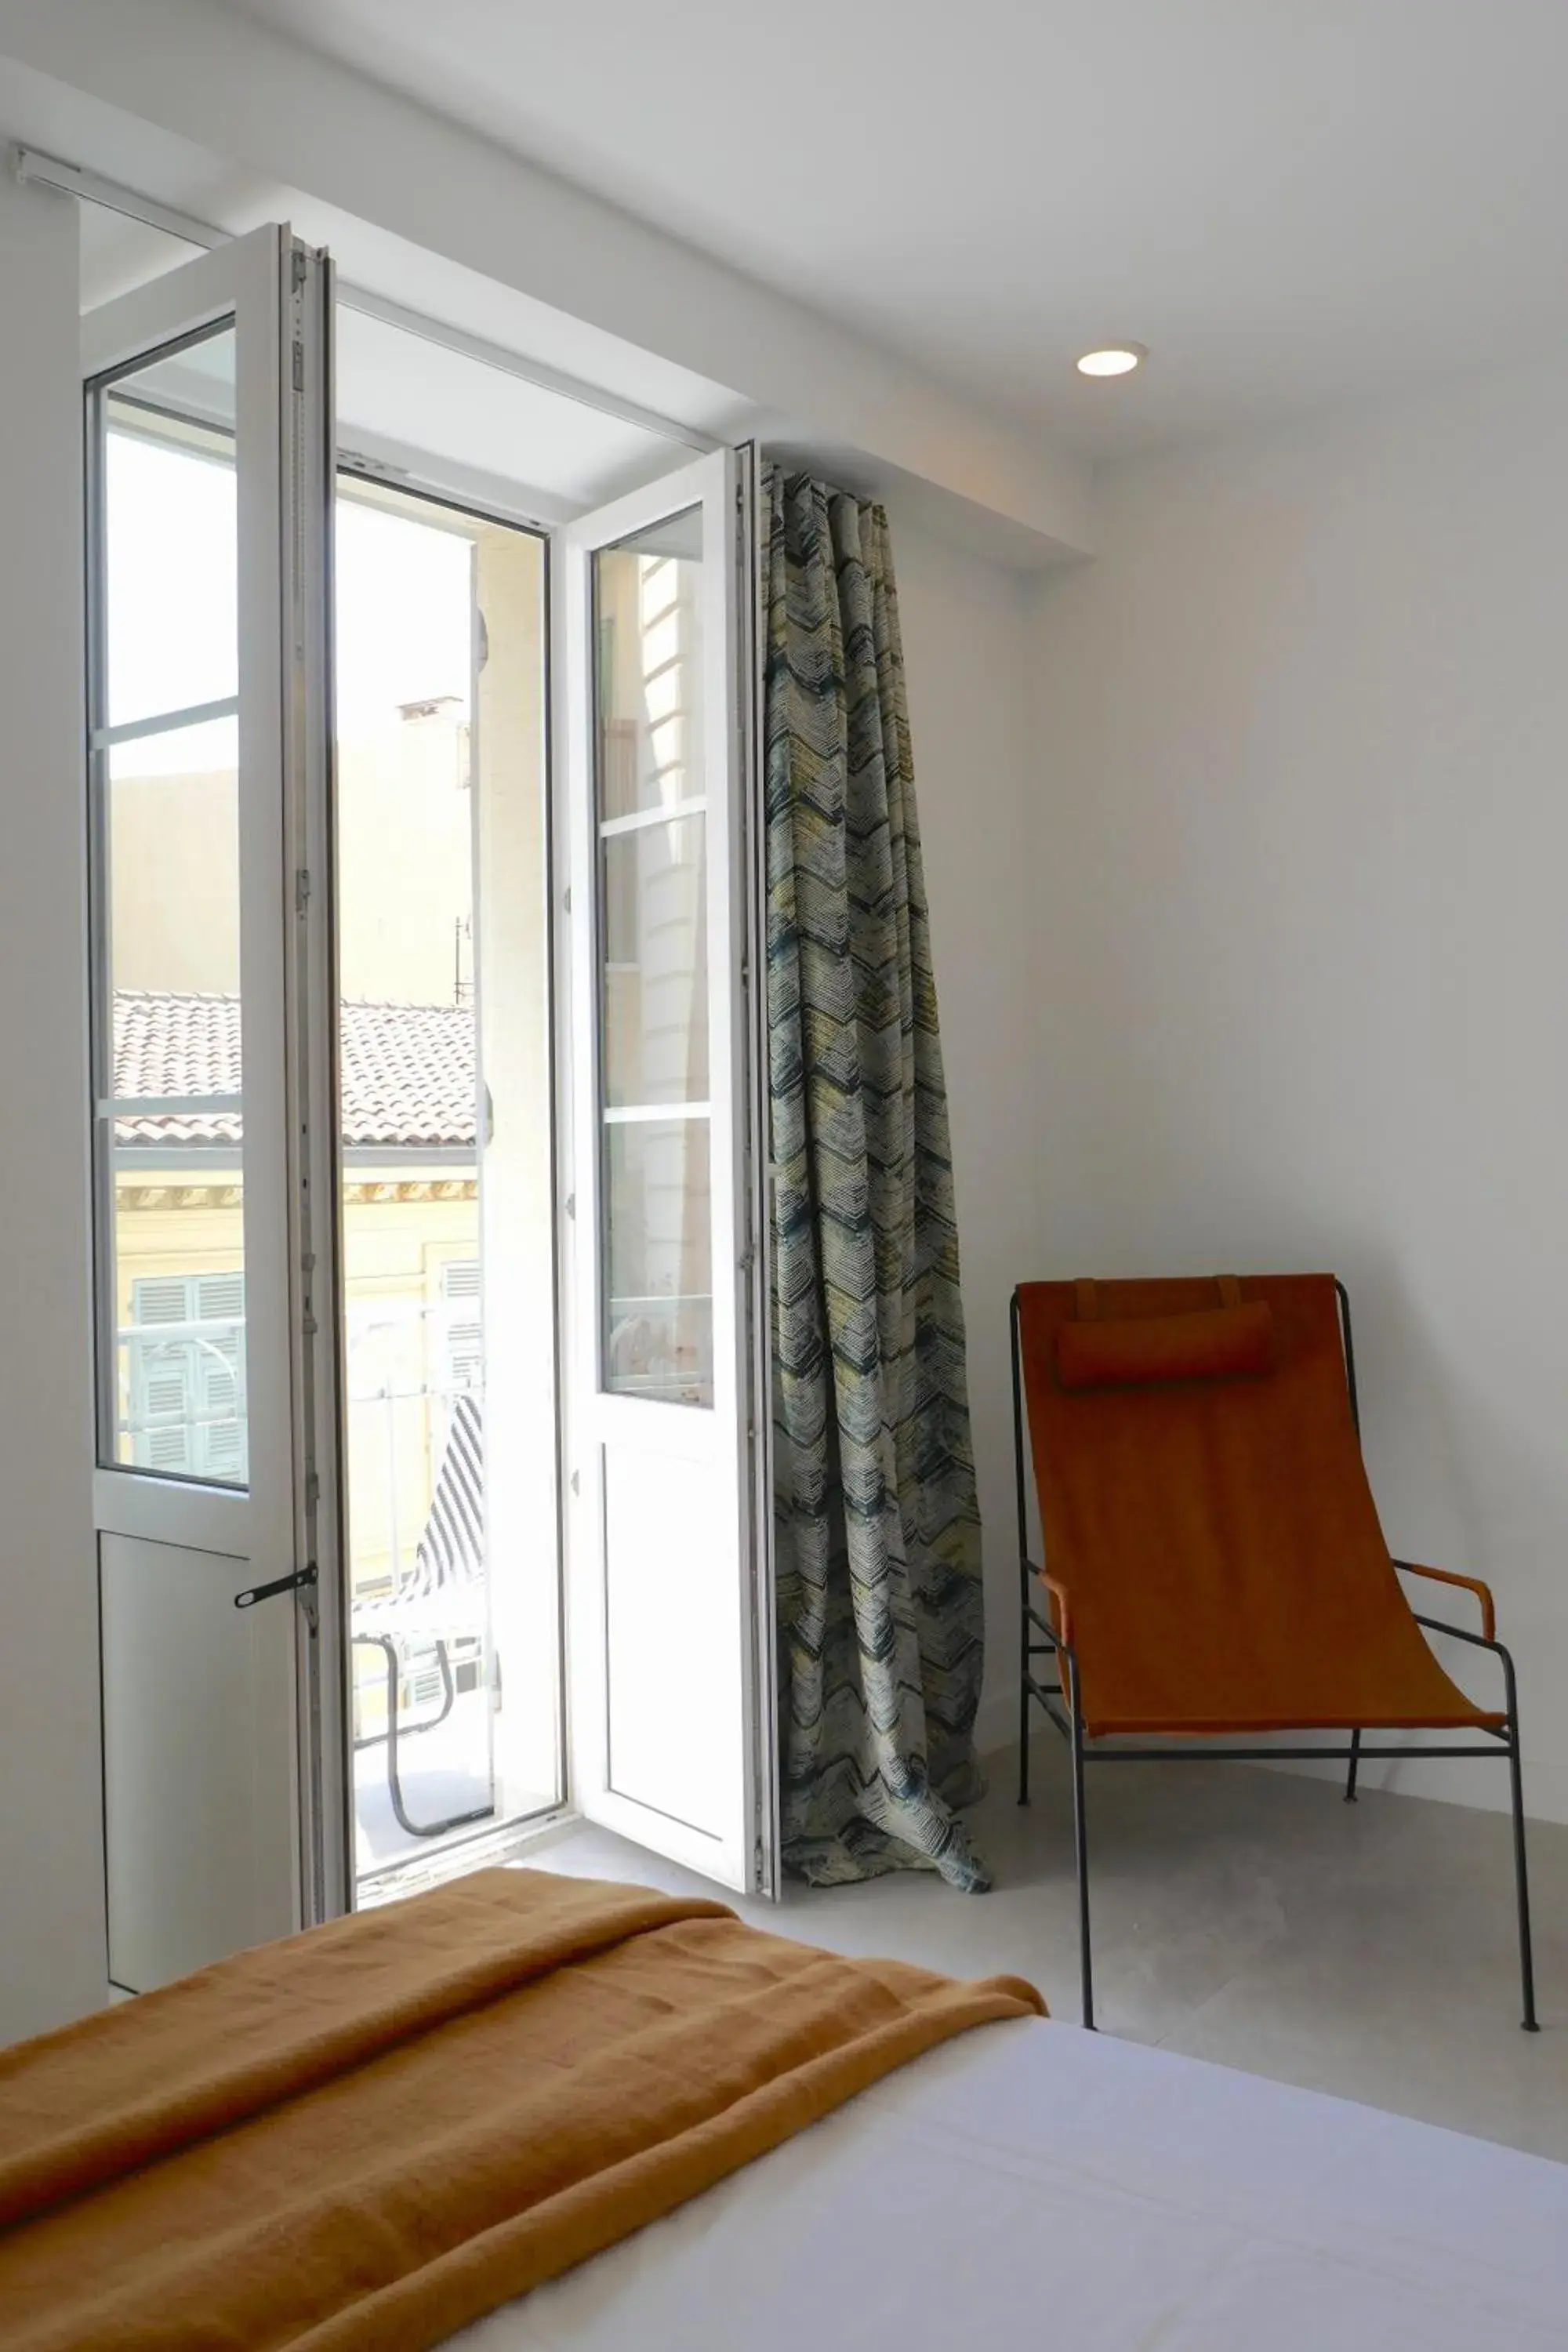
[1076,1651,1502,1740]
[1065,1554,1502,1740]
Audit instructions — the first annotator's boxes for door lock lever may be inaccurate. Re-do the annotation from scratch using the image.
[234,1565,318,1610]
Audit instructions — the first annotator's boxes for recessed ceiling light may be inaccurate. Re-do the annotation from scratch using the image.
[1076,343,1147,378]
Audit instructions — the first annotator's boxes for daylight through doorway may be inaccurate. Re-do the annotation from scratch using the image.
[334,475,561,1893]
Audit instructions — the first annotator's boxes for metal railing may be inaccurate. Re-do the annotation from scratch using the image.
[346,1304,481,1592]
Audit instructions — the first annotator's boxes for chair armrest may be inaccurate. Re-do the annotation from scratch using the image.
[1394,1559,1495,1643]
[1033,1566,1074,1651]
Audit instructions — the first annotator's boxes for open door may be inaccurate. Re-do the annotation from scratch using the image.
[557,448,775,1893]
[83,225,343,1990]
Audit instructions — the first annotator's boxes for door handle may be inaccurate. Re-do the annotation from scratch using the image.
[234,1565,318,1610]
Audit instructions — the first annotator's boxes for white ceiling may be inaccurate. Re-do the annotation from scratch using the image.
[216,0,1568,459]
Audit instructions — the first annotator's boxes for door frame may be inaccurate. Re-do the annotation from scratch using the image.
[554,444,776,1893]
[286,238,350,1929]
[332,464,572,1904]
[736,444,779,1898]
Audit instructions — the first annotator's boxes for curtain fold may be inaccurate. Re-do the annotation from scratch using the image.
[764,468,989,1893]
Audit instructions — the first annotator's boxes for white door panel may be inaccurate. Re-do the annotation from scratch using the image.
[557,448,772,1892]
[84,223,340,1987]
[100,1534,297,1991]
[604,1442,735,1839]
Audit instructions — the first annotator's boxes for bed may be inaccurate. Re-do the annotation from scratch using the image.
[467,2016,1568,2352]
[4,1871,1565,2350]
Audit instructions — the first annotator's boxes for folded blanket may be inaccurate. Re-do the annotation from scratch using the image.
[0,1867,1043,2350]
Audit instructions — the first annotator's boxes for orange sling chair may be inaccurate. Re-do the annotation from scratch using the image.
[1011,1273,1537,2032]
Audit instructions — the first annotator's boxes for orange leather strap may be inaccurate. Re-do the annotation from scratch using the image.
[1036,1567,1075,1651]
[1396,1560,1496,1643]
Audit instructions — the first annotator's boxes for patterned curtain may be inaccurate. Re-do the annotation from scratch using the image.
[764,469,989,1893]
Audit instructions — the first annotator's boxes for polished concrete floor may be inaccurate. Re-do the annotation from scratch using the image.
[528,1736,1568,2165]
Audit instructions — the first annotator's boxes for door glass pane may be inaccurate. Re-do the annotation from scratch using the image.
[593,506,713,1407]
[109,720,241,997]
[111,1247,249,1483]
[104,332,238,728]
[91,332,249,1488]
[601,812,708,1107]
[593,506,704,818]
[604,1117,713,1406]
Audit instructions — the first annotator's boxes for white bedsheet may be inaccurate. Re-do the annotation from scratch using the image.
[452,2018,1568,2350]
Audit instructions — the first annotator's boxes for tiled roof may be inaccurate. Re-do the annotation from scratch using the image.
[112,993,476,1152]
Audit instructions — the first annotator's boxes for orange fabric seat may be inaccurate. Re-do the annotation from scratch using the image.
[1015,1273,1499,1739]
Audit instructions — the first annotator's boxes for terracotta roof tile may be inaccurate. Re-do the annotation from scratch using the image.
[112,992,475,1152]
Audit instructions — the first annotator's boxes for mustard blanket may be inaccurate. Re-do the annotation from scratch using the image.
[0,1867,1044,2350]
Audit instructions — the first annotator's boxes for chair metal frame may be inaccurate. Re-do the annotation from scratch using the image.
[351,1630,494,1842]
[1012,1279,1539,2034]
[350,1392,495,1843]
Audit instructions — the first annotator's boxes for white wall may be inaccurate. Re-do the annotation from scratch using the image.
[1029,361,1568,1823]
[891,514,1036,1762]
[0,172,107,2035]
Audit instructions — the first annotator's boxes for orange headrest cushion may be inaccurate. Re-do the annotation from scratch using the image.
[1055,1301,1276,1391]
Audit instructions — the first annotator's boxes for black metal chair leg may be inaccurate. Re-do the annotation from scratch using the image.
[1065,1647,1094,2030]
[1344,1727,1361,1802]
[350,1628,458,1750]
[1498,1658,1541,2031]
[358,1633,495,1842]
[1018,1610,1032,1806]
[1409,1614,1541,2034]
[1510,1728,1539,2032]
[1011,1292,1034,1813]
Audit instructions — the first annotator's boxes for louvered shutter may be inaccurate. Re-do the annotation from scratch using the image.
[440,1259,483,1396]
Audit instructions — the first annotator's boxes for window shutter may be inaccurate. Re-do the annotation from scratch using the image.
[135,1276,191,1326]
[147,1425,191,1473]
[194,1273,247,1479]
[127,1271,248,1481]
[197,1272,246,1323]
[440,1259,483,1395]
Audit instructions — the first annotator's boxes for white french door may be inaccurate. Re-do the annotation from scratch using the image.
[84,226,343,1991]
[557,448,775,1893]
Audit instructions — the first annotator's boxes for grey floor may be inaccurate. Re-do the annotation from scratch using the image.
[527,1736,1568,2165]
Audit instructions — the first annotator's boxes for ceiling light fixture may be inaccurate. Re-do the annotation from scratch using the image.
[1076,343,1147,378]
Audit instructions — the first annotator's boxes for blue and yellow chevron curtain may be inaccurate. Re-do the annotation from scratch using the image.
[765,470,989,1892]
